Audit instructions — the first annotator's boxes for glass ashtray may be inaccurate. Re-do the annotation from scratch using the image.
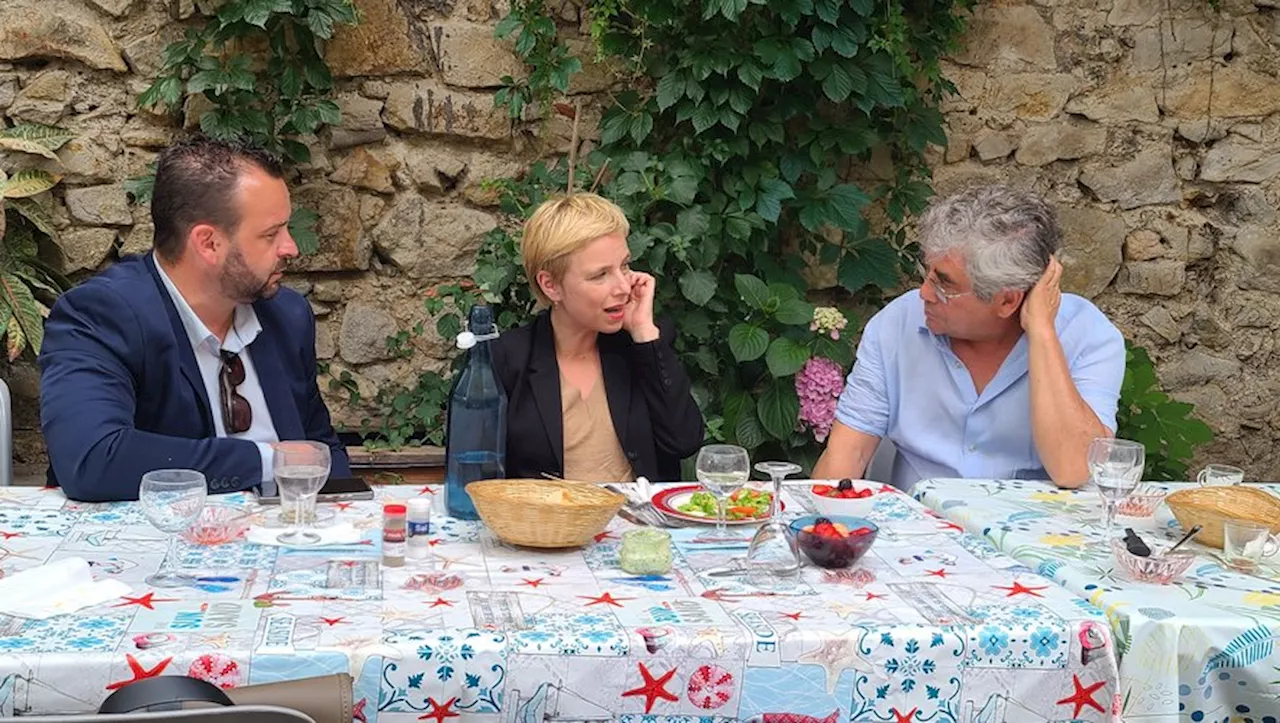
[182,504,251,545]
[1110,538,1193,584]
[1116,486,1167,517]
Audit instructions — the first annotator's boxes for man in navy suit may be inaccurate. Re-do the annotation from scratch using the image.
[39,136,351,502]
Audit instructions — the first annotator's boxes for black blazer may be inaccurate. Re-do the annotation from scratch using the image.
[490,311,704,481]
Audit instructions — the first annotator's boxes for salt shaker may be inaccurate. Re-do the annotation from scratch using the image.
[406,497,431,561]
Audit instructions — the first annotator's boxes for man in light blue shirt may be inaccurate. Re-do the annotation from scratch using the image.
[813,185,1125,490]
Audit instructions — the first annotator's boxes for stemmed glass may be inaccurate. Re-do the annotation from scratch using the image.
[139,469,207,588]
[274,441,331,546]
[746,461,803,589]
[1088,437,1145,538]
[695,445,750,541]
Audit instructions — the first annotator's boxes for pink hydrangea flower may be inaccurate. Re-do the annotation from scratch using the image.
[794,356,845,442]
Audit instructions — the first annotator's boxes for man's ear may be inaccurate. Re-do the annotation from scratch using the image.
[994,288,1025,320]
[188,223,222,265]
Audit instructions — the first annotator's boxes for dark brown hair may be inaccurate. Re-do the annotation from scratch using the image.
[150,136,285,262]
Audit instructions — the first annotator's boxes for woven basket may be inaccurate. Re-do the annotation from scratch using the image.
[467,479,624,549]
[1165,485,1280,549]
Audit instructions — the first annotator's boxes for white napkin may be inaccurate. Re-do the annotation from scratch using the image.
[245,522,362,548]
[0,557,132,620]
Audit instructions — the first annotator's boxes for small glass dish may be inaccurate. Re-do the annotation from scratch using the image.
[182,503,252,545]
[1116,485,1167,517]
[789,515,878,569]
[1110,538,1194,584]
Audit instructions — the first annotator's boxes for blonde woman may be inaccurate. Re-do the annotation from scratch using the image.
[490,193,704,482]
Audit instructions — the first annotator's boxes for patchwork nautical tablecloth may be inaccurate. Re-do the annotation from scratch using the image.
[0,483,1120,722]
[914,478,1280,723]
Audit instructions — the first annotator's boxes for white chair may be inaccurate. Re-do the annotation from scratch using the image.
[0,705,316,723]
[0,378,11,486]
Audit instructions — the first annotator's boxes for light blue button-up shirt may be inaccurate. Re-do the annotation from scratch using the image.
[835,290,1125,491]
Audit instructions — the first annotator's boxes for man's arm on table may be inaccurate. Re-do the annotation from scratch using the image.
[39,283,263,502]
[813,312,890,480]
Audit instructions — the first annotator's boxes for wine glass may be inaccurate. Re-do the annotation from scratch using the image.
[1088,437,1145,539]
[746,461,803,589]
[139,469,207,588]
[695,445,750,541]
[274,441,331,546]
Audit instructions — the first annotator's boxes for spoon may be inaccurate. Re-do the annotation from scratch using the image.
[1165,525,1202,555]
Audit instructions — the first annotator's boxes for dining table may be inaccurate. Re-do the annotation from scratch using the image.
[0,481,1122,722]
[914,478,1280,723]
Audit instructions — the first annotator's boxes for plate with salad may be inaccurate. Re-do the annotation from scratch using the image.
[651,485,781,525]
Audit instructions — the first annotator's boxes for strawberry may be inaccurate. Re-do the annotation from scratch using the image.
[812,484,835,497]
[849,526,873,536]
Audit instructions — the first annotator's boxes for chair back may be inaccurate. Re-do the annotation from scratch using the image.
[0,705,316,723]
[0,378,12,486]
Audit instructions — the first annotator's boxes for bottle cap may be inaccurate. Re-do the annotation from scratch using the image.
[456,331,476,350]
[407,498,431,517]
[384,503,407,514]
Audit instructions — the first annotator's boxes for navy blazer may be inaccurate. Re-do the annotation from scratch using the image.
[38,253,350,502]
[490,311,704,482]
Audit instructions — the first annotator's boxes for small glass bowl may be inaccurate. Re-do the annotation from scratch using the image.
[1110,538,1194,584]
[1116,486,1167,517]
[182,504,251,545]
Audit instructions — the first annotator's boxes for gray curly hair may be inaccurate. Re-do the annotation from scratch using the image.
[917,185,1061,301]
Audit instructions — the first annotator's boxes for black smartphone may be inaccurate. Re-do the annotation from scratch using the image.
[255,475,374,504]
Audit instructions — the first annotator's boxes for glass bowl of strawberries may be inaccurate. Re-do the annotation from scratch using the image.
[789,515,879,569]
[809,479,878,516]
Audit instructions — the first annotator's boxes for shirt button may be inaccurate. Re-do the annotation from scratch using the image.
[967,444,977,452]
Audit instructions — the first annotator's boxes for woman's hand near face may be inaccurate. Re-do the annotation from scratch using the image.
[623,271,660,343]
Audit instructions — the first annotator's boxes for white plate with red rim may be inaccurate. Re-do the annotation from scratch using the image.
[651,485,785,525]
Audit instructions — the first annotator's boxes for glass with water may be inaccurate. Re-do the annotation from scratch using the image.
[1088,437,1145,538]
[694,445,750,542]
[139,469,207,588]
[275,441,331,545]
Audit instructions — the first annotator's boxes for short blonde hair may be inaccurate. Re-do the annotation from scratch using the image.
[521,193,631,305]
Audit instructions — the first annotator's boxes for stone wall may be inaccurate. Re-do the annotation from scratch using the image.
[4,0,1280,479]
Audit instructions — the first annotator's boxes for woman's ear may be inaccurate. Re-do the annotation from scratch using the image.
[536,270,561,305]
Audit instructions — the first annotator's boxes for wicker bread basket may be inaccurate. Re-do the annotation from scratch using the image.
[466,479,624,548]
[1164,485,1280,549]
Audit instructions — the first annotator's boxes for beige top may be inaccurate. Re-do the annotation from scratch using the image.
[561,372,634,483]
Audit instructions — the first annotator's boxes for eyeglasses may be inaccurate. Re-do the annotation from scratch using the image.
[915,262,974,306]
[218,350,252,434]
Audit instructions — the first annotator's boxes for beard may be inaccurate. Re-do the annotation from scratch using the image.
[220,242,282,303]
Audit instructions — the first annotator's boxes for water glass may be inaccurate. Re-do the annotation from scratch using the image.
[1197,464,1245,487]
[695,445,750,541]
[1088,437,1145,538]
[746,461,803,589]
[139,469,207,588]
[1222,520,1280,573]
[274,441,331,545]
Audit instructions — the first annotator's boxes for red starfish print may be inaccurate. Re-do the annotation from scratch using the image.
[593,530,618,543]
[938,521,964,532]
[106,654,173,690]
[865,592,887,601]
[892,707,918,723]
[418,696,459,723]
[580,591,634,607]
[352,698,367,723]
[994,581,1049,598]
[925,568,948,578]
[333,502,353,511]
[779,611,804,621]
[417,486,438,496]
[520,578,546,588]
[428,538,444,547]
[112,592,177,610]
[428,597,454,608]
[319,617,348,626]
[0,531,21,540]
[1056,674,1105,718]
[621,662,679,713]
[878,484,898,495]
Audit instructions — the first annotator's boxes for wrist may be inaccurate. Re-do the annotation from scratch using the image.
[629,323,660,343]
[1026,324,1060,349]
